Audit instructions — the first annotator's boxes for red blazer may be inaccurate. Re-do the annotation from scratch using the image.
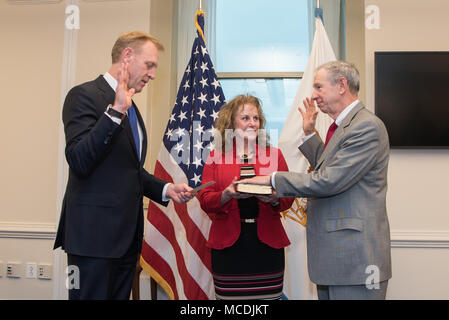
[198,146,293,250]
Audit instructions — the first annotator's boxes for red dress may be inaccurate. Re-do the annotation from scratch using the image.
[199,146,292,249]
[198,146,294,300]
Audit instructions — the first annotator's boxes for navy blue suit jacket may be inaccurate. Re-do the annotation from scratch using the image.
[54,75,168,258]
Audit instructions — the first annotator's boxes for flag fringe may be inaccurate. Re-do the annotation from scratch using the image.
[140,255,175,300]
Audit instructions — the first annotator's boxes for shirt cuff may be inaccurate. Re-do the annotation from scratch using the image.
[162,183,171,202]
[300,132,316,145]
[104,111,122,125]
[271,172,277,189]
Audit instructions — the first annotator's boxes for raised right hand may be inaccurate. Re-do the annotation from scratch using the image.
[298,97,319,135]
[113,61,135,114]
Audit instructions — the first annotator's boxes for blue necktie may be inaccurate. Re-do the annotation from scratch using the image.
[127,104,140,160]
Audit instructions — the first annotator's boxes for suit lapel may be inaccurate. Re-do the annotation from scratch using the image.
[95,75,115,107]
[121,116,140,162]
[95,76,144,164]
[315,102,365,170]
[339,102,365,129]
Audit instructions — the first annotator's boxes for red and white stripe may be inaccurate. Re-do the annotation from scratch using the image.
[141,146,214,300]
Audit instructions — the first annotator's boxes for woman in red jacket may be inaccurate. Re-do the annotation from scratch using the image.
[198,95,294,300]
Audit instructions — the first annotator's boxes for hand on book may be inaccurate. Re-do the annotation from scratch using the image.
[236,175,271,186]
[255,190,280,207]
[235,175,279,206]
[221,176,253,206]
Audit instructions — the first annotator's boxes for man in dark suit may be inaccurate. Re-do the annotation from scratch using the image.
[239,61,391,299]
[54,31,193,300]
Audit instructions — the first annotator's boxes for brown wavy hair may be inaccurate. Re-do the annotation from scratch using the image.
[214,94,270,151]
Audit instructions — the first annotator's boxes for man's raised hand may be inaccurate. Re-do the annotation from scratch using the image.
[113,61,135,114]
[298,97,319,135]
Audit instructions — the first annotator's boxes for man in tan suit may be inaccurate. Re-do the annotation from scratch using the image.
[240,61,392,299]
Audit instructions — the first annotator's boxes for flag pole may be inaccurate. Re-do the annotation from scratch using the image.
[315,0,323,22]
[199,0,202,10]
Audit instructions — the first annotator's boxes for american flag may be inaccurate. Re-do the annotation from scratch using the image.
[140,10,225,300]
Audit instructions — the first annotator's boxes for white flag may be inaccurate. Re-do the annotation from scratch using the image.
[278,17,336,300]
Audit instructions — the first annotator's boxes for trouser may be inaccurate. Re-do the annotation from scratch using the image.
[67,240,139,300]
[317,280,388,300]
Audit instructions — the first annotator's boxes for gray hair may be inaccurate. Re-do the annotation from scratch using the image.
[317,61,360,95]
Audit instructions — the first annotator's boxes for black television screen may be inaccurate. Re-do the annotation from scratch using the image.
[375,51,449,149]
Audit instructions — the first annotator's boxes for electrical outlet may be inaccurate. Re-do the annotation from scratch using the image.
[26,262,37,279]
[6,262,22,278]
[38,264,52,280]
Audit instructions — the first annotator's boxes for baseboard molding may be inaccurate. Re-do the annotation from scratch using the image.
[0,222,56,240]
[1,222,448,248]
[390,230,449,248]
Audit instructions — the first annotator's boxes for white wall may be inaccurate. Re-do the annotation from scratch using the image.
[0,0,158,299]
[0,0,65,299]
[365,0,449,299]
[1,0,448,300]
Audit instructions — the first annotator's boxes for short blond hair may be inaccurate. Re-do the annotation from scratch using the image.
[111,31,164,63]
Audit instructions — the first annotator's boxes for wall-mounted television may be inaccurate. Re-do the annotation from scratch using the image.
[375,51,449,149]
